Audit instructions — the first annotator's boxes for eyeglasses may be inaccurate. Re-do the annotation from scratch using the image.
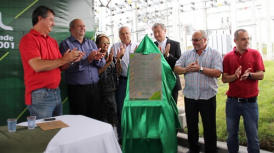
[191,37,204,42]
[99,42,110,45]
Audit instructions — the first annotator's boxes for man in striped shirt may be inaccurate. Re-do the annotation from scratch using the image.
[174,30,223,153]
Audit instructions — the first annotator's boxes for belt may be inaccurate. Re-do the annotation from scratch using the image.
[228,96,257,103]
[86,84,97,88]
[119,76,127,79]
[46,87,59,91]
[68,83,97,88]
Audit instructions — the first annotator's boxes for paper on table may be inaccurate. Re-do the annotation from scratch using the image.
[36,120,69,131]
[17,120,45,127]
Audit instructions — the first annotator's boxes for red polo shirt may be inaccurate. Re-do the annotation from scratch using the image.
[223,47,265,98]
[19,29,62,105]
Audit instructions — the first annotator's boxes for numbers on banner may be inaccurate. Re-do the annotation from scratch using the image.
[0,42,14,49]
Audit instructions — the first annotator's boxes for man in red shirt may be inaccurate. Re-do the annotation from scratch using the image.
[222,29,265,153]
[19,5,83,119]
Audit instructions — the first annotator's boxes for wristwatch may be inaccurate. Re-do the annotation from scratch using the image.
[199,67,203,73]
[247,73,252,79]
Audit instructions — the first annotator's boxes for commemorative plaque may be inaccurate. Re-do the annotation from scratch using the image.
[129,53,162,100]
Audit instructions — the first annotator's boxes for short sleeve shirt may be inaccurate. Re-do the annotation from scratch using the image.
[19,29,62,105]
[175,45,223,100]
[223,47,265,98]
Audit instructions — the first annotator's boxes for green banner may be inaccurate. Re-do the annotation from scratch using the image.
[0,0,95,126]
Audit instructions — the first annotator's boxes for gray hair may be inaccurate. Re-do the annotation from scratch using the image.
[196,30,207,39]
[119,26,130,33]
[152,23,166,30]
[234,29,247,40]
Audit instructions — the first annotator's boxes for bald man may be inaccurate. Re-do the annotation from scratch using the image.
[59,19,106,120]
[174,30,223,153]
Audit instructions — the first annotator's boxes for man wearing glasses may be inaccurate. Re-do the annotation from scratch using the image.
[174,30,223,153]
[59,19,106,120]
[152,23,182,104]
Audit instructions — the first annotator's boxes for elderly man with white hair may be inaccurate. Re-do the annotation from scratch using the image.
[111,26,139,144]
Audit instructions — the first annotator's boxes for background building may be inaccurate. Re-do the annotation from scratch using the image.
[94,0,274,59]
[0,0,273,126]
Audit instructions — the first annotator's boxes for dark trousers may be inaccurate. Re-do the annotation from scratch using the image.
[185,96,217,153]
[67,84,100,120]
[172,88,179,104]
[115,77,127,140]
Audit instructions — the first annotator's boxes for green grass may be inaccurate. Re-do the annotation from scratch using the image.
[183,60,274,151]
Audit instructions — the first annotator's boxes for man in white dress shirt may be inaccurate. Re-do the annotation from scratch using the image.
[153,23,182,104]
[111,26,139,144]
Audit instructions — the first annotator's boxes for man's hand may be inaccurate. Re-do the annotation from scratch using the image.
[240,67,252,81]
[234,66,242,79]
[115,48,121,60]
[186,62,195,73]
[72,51,86,63]
[63,48,81,63]
[119,43,126,59]
[164,43,170,57]
[88,48,104,62]
[189,59,200,72]
[94,53,105,61]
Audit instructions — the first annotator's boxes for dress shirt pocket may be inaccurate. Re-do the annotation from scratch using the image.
[202,57,212,68]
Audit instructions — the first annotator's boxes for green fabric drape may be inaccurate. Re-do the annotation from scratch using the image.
[0,126,60,153]
[122,35,181,153]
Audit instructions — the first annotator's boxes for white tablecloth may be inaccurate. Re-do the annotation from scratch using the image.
[19,115,122,153]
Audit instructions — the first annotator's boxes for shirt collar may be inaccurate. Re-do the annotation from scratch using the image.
[69,35,87,43]
[30,29,49,38]
[192,45,208,53]
[121,40,132,46]
[233,46,249,55]
[157,37,167,44]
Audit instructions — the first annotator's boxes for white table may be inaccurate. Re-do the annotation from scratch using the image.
[18,115,122,153]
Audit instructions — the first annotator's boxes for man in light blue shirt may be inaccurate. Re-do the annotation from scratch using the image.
[174,30,223,153]
[59,19,105,120]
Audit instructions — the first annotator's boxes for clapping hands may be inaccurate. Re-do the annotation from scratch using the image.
[115,43,126,60]
[187,60,200,72]
[64,47,86,63]
[239,66,252,81]
[88,48,105,62]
